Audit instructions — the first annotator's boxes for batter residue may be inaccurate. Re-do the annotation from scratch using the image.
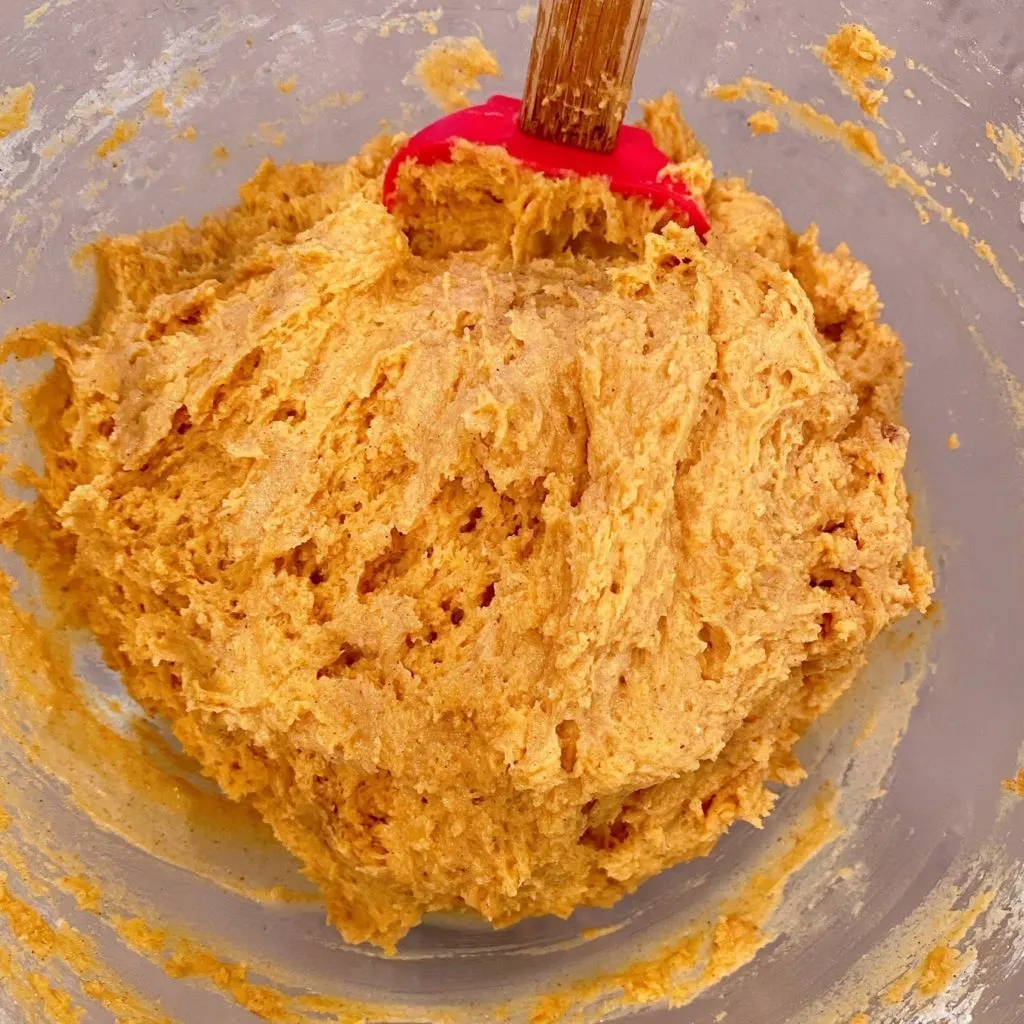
[815,23,895,121]
[414,35,501,112]
[0,83,34,140]
[986,121,1023,183]
[0,94,931,951]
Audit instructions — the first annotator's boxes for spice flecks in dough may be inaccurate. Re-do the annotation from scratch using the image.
[947,433,960,451]
[414,36,501,112]
[815,23,895,120]
[0,84,35,141]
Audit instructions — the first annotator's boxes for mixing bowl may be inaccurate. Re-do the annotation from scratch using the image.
[1,1,1022,1021]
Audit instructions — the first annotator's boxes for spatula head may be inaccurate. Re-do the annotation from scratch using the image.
[383,95,711,240]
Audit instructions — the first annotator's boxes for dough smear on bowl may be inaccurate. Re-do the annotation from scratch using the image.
[0,95,932,951]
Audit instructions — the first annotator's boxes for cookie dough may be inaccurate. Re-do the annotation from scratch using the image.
[817,23,895,120]
[0,95,931,951]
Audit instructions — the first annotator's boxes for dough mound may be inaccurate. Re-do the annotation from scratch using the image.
[1,97,931,950]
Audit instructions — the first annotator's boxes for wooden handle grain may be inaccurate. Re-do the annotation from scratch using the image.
[519,0,653,153]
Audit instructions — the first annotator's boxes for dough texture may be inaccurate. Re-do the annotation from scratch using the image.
[1,96,931,950]
[817,23,894,120]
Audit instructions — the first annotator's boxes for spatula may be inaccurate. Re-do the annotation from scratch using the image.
[382,0,711,240]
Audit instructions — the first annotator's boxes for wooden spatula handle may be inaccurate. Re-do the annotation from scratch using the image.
[519,0,653,154]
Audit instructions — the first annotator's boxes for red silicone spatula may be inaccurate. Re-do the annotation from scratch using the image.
[383,0,711,240]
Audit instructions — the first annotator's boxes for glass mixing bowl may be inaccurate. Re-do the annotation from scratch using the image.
[0,1,1022,1022]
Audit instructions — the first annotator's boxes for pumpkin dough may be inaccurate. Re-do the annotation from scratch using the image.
[0,95,931,951]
